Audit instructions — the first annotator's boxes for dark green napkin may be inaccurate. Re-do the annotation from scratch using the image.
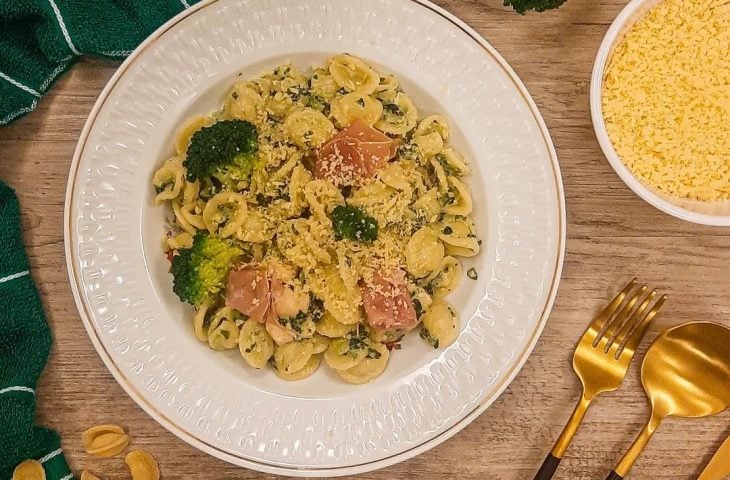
[0,0,200,125]
[0,182,74,479]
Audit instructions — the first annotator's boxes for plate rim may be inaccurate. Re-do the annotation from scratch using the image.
[63,0,566,476]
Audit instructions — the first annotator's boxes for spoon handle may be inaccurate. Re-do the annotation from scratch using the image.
[606,413,662,479]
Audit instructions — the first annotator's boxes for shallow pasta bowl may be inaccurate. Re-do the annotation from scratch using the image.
[590,0,730,226]
[64,0,565,476]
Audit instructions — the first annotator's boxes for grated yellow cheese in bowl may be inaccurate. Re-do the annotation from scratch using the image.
[602,0,730,202]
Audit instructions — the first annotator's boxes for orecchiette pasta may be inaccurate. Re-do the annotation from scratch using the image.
[207,307,240,351]
[330,92,383,127]
[275,354,321,381]
[422,300,459,348]
[154,55,481,385]
[202,191,248,238]
[414,131,445,158]
[439,216,480,257]
[405,227,445,278]
[239,319,275,369]
[153,157,185,204]
[336,343,389,385]
[285,108,335,149]
[375,92,419,135]
[415,114,450,141]
[274,340,315,375]
[315,311,357,338]
[224,84,265,124]
[425,256,463,297]
[329,54,380,94]
[443,176,474,216]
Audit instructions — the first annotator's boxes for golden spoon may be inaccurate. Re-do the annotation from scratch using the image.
[606,322,730,480]
[698,435,730,480]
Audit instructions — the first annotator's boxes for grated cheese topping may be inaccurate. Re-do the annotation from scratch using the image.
[602,0,730,202]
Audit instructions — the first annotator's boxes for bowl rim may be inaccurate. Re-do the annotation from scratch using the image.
[589,0,730,227]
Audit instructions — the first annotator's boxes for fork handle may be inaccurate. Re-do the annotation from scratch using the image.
[534,454,562,480]
[532,394,592,480]
[605,472,623,480]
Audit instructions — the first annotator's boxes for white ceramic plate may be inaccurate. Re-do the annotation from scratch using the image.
[65,0,565,476]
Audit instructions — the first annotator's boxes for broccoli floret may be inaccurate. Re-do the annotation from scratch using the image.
[503,0,567,14]
[331,205,378,242]
[184,120,259,182]
[170,232,243,306]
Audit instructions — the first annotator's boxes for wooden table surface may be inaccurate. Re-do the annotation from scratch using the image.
[1,0,729,478]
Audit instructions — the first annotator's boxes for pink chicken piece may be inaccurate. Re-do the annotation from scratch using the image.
[361,269,418,332]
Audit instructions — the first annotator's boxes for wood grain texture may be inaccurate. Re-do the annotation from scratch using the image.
[1,0,728,478]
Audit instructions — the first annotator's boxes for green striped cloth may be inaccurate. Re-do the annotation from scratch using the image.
[0,183,73,480]
[0,0,199,125]
[1,1,202,477]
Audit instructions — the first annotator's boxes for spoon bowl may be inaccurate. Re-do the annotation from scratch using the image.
[607,322,730,479]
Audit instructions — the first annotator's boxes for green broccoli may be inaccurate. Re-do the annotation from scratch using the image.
[331,205,378,242]
[503,0,567,14]
[184,120,259,182]
[170,232,243,306]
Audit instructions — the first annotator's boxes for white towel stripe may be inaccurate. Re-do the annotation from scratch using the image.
[0,386,35,395]
[0,270,30,284]
[1,100,38,125]
[179,0,191,8]
[39,448,63,464]
[0,71,40,98]
[98,50,134,58]
[59,475,74,480]
[40,58,73,91]
[46,0,81,55]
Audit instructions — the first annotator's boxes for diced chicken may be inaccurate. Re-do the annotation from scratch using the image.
[226,266,271,323]
[361,269,418,331]
[265,308,296,346]
[270,275,309,319]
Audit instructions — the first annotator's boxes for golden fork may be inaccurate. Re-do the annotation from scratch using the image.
[533,279,667,480]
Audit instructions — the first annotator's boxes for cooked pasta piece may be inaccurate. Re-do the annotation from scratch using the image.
[329,54,380,94]
[153,157,185,204]
[315,311,357,338]
[224,83,265,124]
[337,342,389,384]
[443,176,473,216]
[274,340,315,375]
[202,191,248,238]
[405,227,445,278]
[376,92,419,135]
[207,307,240,351]
[285,108,335,149]
[422,300,459,348]
[239,319,275,369]
[439,216,480,257]
[415,114,450,141]
[331,92,383,127]
[425,256,463,297]
[275,354,321,381]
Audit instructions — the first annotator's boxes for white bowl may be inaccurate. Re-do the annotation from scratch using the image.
[590,0,730,226]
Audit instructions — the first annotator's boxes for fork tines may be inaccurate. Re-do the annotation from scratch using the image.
[592,279,667,359]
